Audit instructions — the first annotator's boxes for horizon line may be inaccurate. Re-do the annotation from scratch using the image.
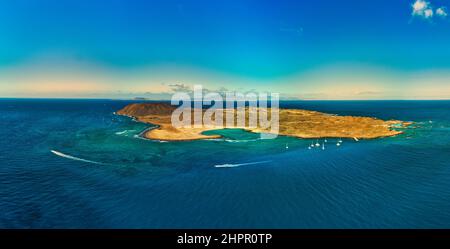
[1,97,450,101]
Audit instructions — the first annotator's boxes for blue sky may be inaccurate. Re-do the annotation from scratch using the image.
[1,0,449,99]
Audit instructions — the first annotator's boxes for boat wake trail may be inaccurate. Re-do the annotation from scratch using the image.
[224,139,261,143]
[115,129,136,135]
[50,150,105,165]
[214,160,271,168]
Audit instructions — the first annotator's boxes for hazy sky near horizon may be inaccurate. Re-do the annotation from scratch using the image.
[1,0,450,99]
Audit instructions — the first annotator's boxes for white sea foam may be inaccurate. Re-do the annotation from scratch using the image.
[214,160,271,168]
[133,134,148,140]
[50,150,105,165]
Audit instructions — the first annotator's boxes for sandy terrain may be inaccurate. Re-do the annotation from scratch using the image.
[117,103,410,141]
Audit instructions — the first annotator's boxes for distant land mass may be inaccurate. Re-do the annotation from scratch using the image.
[117,103,411,141]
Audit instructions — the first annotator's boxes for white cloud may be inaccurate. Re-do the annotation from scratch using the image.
[412,0,434,19]
[412,0,448,20]
[436,7,448,17]
[412,0,429,14]
[424,8,434,18]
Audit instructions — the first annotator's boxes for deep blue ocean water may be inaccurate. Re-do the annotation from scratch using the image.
[1,99,449,228]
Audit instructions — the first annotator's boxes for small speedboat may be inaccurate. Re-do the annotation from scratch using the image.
[315,140,320,147]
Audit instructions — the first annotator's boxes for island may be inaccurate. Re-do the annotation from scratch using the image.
[117,103,411,141]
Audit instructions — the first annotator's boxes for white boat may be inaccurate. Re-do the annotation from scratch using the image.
[315,140,320,147]
[322,142,325,150]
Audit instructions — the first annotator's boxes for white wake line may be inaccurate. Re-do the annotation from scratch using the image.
[50,150,106,165]
[214,160,271,168]
[224,138,262,143]
[115,129,136,135]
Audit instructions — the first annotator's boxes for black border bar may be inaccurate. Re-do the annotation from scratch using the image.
[2,229,450,247]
